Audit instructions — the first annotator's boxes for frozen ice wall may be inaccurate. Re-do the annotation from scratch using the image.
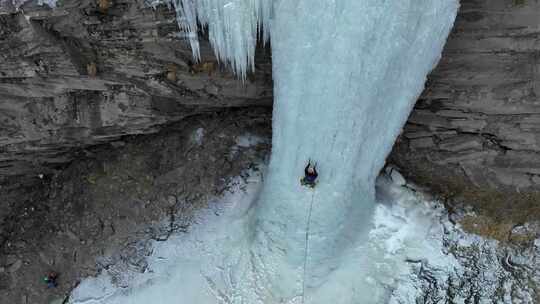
[250,0,458,301]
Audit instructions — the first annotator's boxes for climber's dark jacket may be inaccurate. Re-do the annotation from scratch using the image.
[304,163,318,184]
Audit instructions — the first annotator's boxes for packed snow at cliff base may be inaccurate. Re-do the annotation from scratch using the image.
[64,0,540,303]
[69,164,540,304]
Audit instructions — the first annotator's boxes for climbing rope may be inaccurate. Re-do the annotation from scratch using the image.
[301,191,316,304]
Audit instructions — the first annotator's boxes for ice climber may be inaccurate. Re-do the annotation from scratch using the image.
[44,271,58,288]
[301,160,318,187]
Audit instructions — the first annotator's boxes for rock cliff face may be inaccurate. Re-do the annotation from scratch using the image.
[0,0,271,185]
[391,0,540,192]
[1,0,539,193]
[0,112,271,304]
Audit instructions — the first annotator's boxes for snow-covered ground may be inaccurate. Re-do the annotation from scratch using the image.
[68,166,540,304]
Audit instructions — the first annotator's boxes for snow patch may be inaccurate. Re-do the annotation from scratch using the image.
[235,134,264,148]
[191,127,205,146]
[229,134,266,158]
[10,0,56,8]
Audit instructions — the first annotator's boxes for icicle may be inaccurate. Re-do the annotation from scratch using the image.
[169,0,272,79]
[38,0,56,7]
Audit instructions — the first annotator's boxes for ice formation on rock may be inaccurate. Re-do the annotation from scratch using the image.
[170,0,272,78]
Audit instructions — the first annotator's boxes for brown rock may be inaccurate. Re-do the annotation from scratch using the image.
[98,0,111,14]
[86,62,97,77]
[166,64,178,82]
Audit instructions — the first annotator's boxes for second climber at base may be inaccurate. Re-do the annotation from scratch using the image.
[301,160,318,187]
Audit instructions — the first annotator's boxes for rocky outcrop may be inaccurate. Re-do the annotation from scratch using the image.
[0,0,272,185]
[390,0,540,192]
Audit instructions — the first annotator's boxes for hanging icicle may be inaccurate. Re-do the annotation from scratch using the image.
[169,0,273,79]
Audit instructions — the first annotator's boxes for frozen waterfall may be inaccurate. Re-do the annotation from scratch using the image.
[252,0,458,301]
[70,1,460,303]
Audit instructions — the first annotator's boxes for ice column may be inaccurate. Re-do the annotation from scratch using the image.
[249,0,458,301]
